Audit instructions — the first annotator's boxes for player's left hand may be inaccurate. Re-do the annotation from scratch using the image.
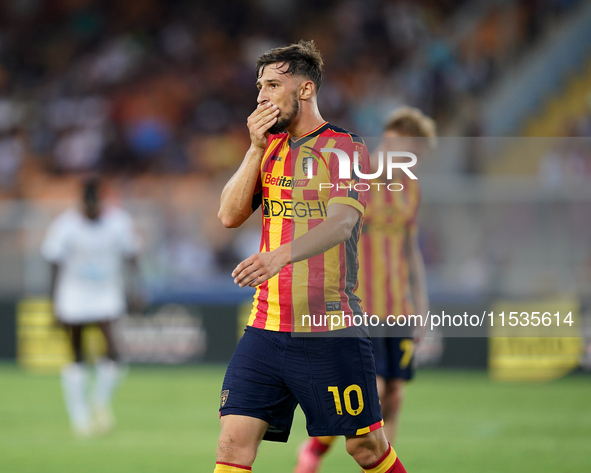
[232,246,290,287]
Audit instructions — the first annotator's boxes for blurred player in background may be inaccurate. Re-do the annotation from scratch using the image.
[42,177,142,437]
[295,107,436,472]
[215,41,407,473]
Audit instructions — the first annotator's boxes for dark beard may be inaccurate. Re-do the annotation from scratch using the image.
[267,94,299,134]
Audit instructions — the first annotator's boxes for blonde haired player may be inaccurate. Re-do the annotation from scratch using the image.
[295,107,436,473]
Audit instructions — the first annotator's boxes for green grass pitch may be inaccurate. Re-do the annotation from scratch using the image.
[0,363,589,473]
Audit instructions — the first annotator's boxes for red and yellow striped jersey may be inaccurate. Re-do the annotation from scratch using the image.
[247,122,369,332]
[357,173,420,319]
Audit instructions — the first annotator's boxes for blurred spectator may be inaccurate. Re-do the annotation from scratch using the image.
[0,0,587,281]
[0,129,24,192]
[539,138,591,186]
[54,126,105,172]
[0,0,583,181]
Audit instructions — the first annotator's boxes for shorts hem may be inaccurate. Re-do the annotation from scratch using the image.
[307,418,383,438]
[221,408,291,443]
[219,407,289,441]
[219,408,275,426]
[375,372,414,381]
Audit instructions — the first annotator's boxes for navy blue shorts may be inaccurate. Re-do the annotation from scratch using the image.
[373,337,415,381]
[220,326,383,442]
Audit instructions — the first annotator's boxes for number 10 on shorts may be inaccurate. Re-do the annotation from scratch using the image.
[328,385,364,416]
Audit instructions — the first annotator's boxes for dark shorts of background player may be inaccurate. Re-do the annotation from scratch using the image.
[373,336,415,381]
[219,326,383,442]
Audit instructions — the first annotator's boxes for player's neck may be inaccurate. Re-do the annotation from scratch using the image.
[286,107,325,140]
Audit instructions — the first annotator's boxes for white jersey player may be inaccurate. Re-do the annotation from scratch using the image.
[41,177,142,437]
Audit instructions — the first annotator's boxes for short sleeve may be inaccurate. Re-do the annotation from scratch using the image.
[41,214,70,263]
[326,137,368,216]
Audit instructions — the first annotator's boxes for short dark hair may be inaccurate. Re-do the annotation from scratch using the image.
[256,40,324,94]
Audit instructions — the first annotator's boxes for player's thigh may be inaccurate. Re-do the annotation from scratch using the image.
[97,320,119,356]
[287,334,383,437]
[376,375,386,400]
[216,415,269,465]
[385,378,406,396]
[382,378,405,414]
[62,323,83,349]
[57,323,84,362]
[218,414,269,449]
[220,327,298,442]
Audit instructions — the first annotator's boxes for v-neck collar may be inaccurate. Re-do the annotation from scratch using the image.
[288,122,329,149]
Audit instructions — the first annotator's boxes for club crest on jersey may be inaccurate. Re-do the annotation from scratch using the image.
[301,146,329,179]
[302,158,309,177]
[220,390,229,408]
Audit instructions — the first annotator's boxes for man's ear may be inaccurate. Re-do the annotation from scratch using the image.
[300,80,315,100]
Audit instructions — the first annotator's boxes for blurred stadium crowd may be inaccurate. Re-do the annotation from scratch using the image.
[0,0,590,301]
[0,0,588,193]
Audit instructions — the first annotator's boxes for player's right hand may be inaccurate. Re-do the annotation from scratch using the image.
[247,102,279,150]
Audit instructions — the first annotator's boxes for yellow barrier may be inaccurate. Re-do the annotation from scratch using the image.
[489,297,583,381]
[17,297,106,373]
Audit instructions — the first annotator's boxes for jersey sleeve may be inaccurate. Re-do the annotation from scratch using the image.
[326,137,368,216]
[41,215,69,263]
